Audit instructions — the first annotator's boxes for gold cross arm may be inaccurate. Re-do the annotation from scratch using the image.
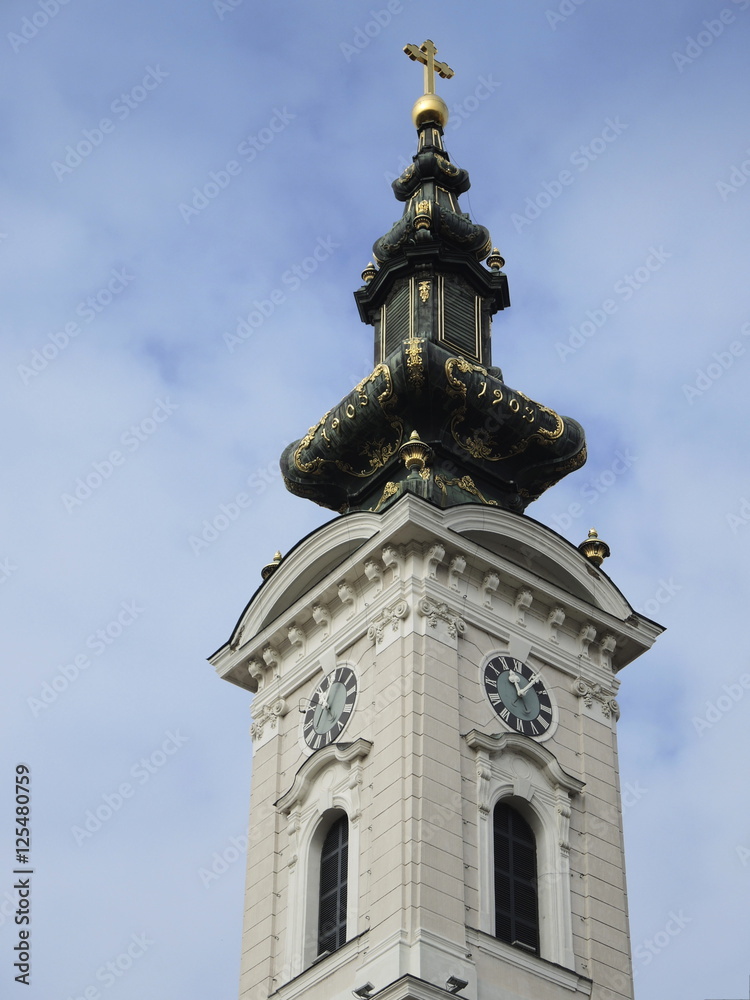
[404,39,454,96]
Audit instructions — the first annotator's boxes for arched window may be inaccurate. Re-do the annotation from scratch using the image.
[493,801,539,953]
[317,814,348,955]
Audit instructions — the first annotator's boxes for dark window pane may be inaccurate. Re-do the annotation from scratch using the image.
[318,815,348,955]
[493,802,539,953]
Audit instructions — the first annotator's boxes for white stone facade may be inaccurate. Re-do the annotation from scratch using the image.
[211,496,662,1000]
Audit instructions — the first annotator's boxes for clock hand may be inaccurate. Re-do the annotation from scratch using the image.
[518,672,541,696]
[507,670,524,698]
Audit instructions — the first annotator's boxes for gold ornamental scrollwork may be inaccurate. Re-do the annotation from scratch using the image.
[418,280,430,303]
[434,474,498,506]
[444,357,565,462]
[404,337,426,389]
[369,481,400,512]
[294,365,404,480]
[435,155,460,177]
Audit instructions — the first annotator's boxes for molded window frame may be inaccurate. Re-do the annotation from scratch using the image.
[276,739,371,976]
[465,730,583,970]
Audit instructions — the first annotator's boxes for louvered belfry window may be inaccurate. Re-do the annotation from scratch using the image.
[317,814,348,955]
[493,801,539,953]
[383,281,410,358]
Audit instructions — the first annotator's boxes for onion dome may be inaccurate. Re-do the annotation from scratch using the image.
[280,40,586,516]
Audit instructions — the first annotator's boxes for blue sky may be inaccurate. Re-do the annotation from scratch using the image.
[3,1,749,998]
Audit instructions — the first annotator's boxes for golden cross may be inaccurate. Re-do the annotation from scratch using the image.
[403,39,454,96]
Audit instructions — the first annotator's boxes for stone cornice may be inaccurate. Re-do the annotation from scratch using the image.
[210,496,662,695]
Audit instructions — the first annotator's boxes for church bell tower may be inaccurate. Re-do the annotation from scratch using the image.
[210,40,663,1000]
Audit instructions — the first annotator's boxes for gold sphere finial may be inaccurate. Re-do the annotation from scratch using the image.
[577,528,611,567]
[398,430,432,473]
[411,93,449,129]
[261,550,283,581]
[361,261,377,283]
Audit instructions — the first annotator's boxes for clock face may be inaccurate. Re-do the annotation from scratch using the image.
[483,655,554,738]
[303,666,358,750]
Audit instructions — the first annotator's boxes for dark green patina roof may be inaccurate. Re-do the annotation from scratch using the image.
[280,113,586,515]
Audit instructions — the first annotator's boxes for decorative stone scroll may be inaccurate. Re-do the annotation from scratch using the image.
[250,698,288,742]
[448,554,466,590]
[381,544,403,581]
[426,541,446,579]
[417,598,466,638]
[337,579,357,619]
[367,600,409,644]
[547,607,565,644]
[262,644,279,671]
[481,571,499,608]
[287,623,306,660]
[247,657,264,691]
[514,588,533,626]
[311,603,331,636]
[363,558,384,591]
[571,678,620,720]
[578,624,596,658]
[600,633,617,671]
